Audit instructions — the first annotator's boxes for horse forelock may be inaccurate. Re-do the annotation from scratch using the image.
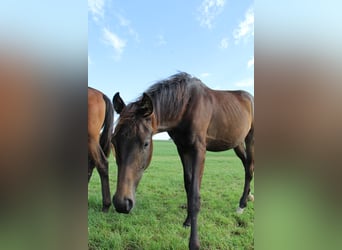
[114,103,139,136]
[114,100,156,137]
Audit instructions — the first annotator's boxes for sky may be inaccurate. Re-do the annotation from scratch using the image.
[88,0,254,139]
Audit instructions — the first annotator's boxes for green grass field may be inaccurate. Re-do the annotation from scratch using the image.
[88,140,254,250]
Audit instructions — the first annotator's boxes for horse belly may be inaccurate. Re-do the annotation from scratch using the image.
[206,123,250,152]
[206,138,235,151]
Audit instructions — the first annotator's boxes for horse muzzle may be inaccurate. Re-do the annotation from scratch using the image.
[113,194,134,214]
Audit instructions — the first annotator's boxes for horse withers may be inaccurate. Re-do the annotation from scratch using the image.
[111,73,254,249]
[88,87,114,212]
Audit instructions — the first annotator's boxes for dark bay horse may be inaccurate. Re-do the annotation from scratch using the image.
[111,73,254,249]
[88,87,114,212]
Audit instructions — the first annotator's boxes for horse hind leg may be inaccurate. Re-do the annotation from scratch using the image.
[96,148,111,212]
[89,139,111,212]
[245,128,255,203]
[88,138,98,183]
[233,144,248,214]
[88,156,95,183]
[234,134,254,214]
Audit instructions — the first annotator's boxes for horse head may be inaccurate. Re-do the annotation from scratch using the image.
[111,92,156,213]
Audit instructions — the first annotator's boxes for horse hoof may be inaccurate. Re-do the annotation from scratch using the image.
[102,205,110,213]
[236,207,244,214]
[189,239,200,250]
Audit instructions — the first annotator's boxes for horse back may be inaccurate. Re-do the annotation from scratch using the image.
[205,89,254,151]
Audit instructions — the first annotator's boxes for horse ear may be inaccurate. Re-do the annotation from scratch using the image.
[113,92,126,114]
[139,93,153,117]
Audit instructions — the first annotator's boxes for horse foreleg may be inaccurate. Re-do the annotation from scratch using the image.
[177,149,192,227]
[188,146,205,250]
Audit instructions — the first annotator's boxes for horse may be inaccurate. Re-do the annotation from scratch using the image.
[111,72,254,250]
[88,87,114,212]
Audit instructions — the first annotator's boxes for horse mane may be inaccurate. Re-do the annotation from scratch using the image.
[115,72,200,135]
[145,72,195,123]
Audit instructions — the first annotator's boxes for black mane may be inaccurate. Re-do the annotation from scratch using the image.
[145,72,198,123]
[115,72,204,134]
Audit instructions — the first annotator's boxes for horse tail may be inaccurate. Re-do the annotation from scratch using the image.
[100,93,114,158]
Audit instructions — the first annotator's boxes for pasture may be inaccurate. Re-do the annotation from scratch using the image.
[88,140,254,249]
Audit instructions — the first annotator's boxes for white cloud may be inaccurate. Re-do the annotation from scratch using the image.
[247,56,254,69]
[88,0,104,21]
[117,14,130,27]
[117,14,140,42]
[103,28,126,59]
[233,7,254,43]
[220,37,229,49]
[234,78,254,87]
[198,0,226,29]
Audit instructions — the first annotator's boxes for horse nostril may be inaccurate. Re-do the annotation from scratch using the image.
[113,195,134,214]
[124,198,133,213]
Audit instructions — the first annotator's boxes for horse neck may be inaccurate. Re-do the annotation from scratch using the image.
[151,96,187,133]
[152,111,176,133]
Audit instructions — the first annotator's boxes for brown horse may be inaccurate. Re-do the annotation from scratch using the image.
[88,87,114,212]
[111,72,254,250]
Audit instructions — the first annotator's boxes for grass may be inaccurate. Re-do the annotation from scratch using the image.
[88,140,254,249]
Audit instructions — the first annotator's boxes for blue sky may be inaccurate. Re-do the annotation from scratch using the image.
[88,0,254,139]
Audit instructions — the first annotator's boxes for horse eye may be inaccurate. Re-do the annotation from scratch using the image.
[143,142,149,148]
